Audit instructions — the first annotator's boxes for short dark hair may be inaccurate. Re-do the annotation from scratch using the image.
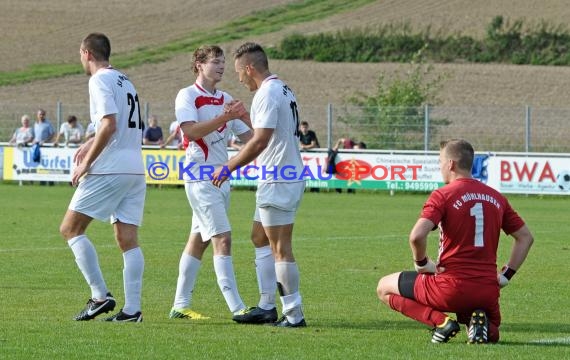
[191,45,224,75]
[440,139,474,171]
[82,33,111,61]
[233,42,268,70]
[356,141,367,149]
[300,121,309,126]
[67,115,77,123]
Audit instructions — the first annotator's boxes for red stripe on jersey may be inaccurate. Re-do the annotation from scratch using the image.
[194,138,209,161]
[195,94,225,109]
[182,134,190,150]
[176,124,190,150]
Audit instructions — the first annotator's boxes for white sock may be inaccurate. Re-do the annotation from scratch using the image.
[281,292,304,324]
[275,261,300,295]
[68,235,107,300]
[122,247,144,315]
[173,253,201,309]
[255,246,276,310]
[213,255,245,314]
[275,261,303,322]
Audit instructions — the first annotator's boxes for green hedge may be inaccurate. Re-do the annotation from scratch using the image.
[267,16,570,65]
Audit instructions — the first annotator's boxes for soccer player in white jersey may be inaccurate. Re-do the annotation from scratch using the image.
[169,45,253,320]
[59,33,146,322]
[213,42,306,327]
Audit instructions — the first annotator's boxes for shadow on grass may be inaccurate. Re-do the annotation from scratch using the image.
[317,319,570,342]
[313,318,433,331]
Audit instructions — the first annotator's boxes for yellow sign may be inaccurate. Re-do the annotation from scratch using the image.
[143,148,185,185]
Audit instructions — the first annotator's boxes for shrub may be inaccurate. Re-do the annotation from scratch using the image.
[338,47,449,150]
[268,16,570,66]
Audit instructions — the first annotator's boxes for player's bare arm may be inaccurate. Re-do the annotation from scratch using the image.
[73,137,94,165]
[224,100,252,129]
[212,127,272,187]
[71,115,116,186]
[409,218,440,273]
[505,224,534,270]
[239,112,252,130]
[409,218,432,260]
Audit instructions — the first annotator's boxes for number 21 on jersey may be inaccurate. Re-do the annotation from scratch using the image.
[290,101,299,136]
[127,93,143,130]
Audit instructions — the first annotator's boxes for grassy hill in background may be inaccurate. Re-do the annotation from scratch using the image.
[2,0,570,150]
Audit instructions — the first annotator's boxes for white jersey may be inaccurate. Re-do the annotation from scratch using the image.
[85,122,95,138]
[88,67,145,174]
[59,122,84,143]
[175,83,250,181]
[168,120,181,146]
[251,75,303,183]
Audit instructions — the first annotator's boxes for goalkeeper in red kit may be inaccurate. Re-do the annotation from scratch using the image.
[376,139,533,344]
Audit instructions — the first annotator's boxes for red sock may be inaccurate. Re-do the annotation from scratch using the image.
[389,294,447,327]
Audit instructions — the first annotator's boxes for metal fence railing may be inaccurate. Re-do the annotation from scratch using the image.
[330,105,570,153]
[1,102,569,153]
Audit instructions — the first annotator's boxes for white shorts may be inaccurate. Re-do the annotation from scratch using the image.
[254,181,305,226]
[69,174,146,226]
[185,181,231,241]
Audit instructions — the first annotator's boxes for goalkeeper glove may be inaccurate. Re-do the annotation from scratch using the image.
[414,257,437,274]
[498,265,516,288]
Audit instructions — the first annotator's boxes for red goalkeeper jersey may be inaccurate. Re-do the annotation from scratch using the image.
[420,178,525,283]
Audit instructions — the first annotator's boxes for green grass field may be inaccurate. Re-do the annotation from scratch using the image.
[0,183,568,359]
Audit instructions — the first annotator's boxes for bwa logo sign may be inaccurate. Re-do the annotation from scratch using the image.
[486,156,570,195]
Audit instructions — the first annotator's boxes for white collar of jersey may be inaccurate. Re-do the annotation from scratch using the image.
[195,82,217,96]
[262,75,279,85]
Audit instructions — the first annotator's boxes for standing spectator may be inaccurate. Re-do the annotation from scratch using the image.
[84,122,96,142]
[8,114,34,146]
[55,115,84,147]
[33,108,55,145]
[33,109,56,185]
[376,139,533,344]
[333,137,358,193]
[168,119,182,147]
[169,45,253,321]
[227,131,244,151]
[299,121,320,192]
[299,121,319,150]
[161,121,185,150]
[213,42,306,327]
[354,141,367,150]
[143,115,163,145]
[333,137,355,151]
[59,32,146,322]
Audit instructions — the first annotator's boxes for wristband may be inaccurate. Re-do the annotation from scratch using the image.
[415,257,428,267]
[501,266,516,280]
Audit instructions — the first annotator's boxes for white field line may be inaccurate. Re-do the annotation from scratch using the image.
[530,337,570,345]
